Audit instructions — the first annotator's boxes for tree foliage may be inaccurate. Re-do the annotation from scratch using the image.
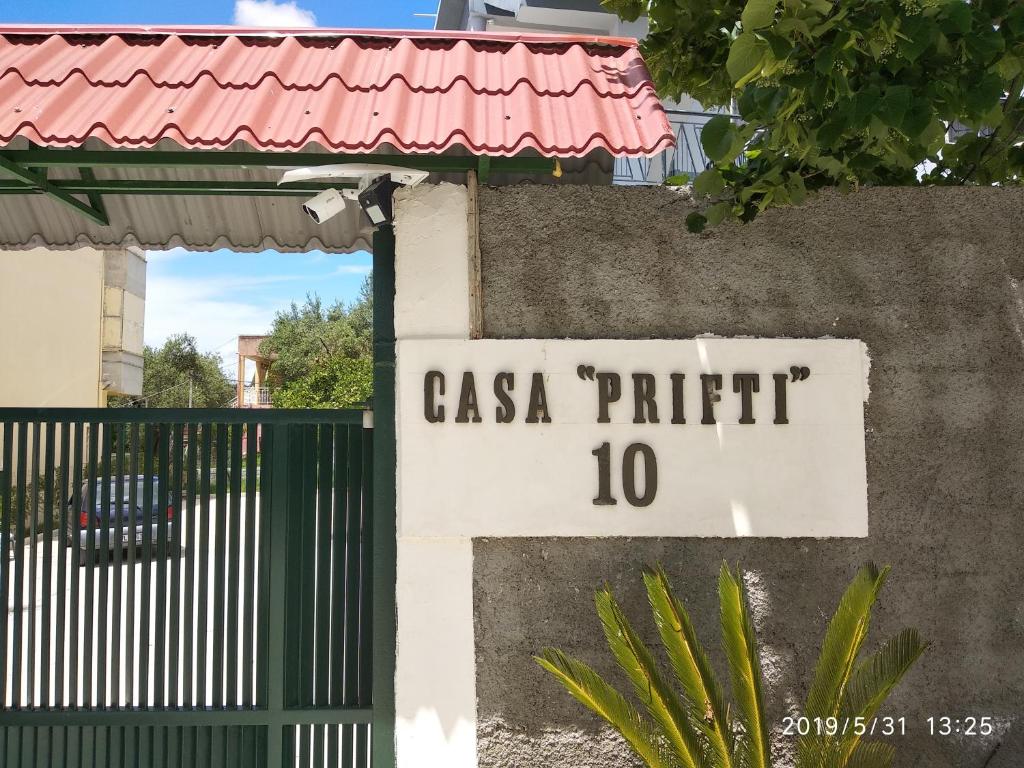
[537,562,927,768]
[261,277,373,408]
[271,356,373,409]
[109,333,233,408]
[604,0,1024,229]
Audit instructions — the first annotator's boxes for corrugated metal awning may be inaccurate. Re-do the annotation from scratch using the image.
[0,25,673,252]
[0,138,374,253]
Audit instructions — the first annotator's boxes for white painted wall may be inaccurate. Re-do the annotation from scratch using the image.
[394,538,476,766]
[393,184,478,768]
[394,183,471,340]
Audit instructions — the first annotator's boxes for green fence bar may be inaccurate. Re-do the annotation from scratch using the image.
[0,409,374,767]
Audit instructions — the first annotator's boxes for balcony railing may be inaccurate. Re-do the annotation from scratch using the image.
[242,385,272,407]
[613,109,742,186]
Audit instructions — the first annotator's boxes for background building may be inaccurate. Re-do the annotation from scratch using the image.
[234,335,275,409]
[0,247,145,408]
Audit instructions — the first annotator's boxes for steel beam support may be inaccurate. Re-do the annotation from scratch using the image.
[0,154,108,225]
[77,168,108,222]
[0,179,353,196]
[0,149,556,175]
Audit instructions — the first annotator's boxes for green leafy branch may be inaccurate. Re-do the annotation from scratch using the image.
[604,0,1024,229]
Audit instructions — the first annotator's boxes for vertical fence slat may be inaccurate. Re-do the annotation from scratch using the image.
[124,725,137,768]
[283,427,302,709]
[225,725,239,768]
[211,723,224,768]
[83,422,100,707]
[27,422,40,708]
[0,422,12,710]
[68,423,84,707]
[184,424,199,708]
[97,424,112,708]
[213,424,228,708]
[111,424,125,708]
[242,423,257,708]
[226,424,243,706]
[281,725,294,768]
[125,423,139,707]
[313,722,326,768]
[54,423,70,708]
[41,422,56,708]
[297,426,318,707]
[341,722,353,768]
[326,722,339,768]
[255,425,273,710]
[12,421,28,708]
[4,727,17,766]
[181,724,195,768]
[140,424,154,708]
[329,427,347,708]
[170,424,184,708]
[155,424,171,707]
[314,424,333,707]
[344,426,363,708]
[298,723,312,768]
[196,425,212,707]
[37,724,51,768]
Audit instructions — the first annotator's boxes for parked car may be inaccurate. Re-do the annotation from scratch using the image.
[66,476,175,566]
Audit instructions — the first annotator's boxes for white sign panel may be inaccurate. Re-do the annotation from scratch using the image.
[397,339,869,538]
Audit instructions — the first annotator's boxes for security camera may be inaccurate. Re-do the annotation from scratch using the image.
[285,163,430,226]
[301,188,350,224]
[358,175,398,226]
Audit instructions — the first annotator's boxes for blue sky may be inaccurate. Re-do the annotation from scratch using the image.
[0,0,438,30]
[1,0,437,366]
[145,249,373,369]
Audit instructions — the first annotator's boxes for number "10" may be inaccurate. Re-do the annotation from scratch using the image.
[591,442,658,507]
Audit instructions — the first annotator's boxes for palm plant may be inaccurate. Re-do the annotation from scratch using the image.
[536,563,926,768]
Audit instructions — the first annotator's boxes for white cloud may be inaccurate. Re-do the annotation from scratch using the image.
[144,274,297,373]
[233,0,317,27]
[333,264,373,276]
[145,248,190,264]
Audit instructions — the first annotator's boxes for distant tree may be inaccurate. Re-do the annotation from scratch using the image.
[272,356,373,409]
[109,333,234,408]
[261,277,373,408]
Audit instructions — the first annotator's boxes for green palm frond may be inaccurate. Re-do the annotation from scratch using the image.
[539,562,924,768]
[644,567,734,768]
[719,563,770,768]
[804,564,889,721]
[840,628,928,721]
[832,628,927,763]
[535,648,681,768]
[843,740,896,768]
[797,564,888,768]
[596,587,706,768]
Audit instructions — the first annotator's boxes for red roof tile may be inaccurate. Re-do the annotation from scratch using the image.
[0,26,673,158]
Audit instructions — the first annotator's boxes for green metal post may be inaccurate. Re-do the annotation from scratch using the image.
[371,224,397,768]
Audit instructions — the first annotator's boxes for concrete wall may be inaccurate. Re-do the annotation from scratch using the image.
[0,247,106,408]
[474,186,1024,768]
[0,247,145,407]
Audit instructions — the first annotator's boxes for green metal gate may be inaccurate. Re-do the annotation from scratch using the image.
[0,407,376,767]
